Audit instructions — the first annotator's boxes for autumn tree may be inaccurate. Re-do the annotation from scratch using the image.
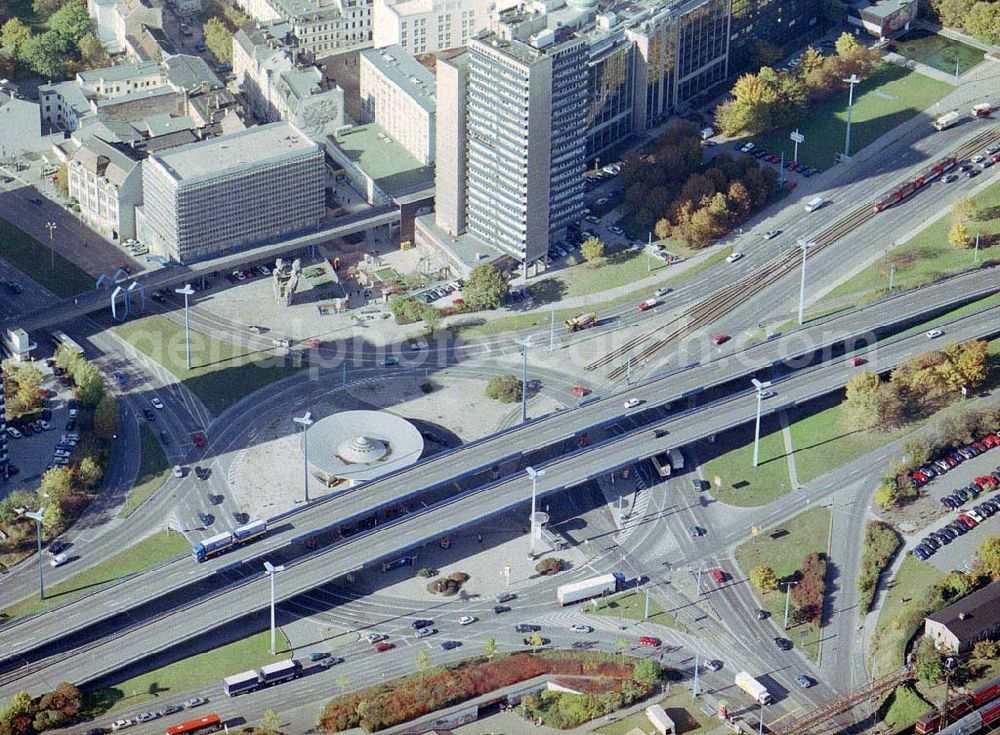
[581,237,605,263]
[750,565,779,592]
[463,262,509,310]
[76,456,103,490]
[1,18,31,54]
[791,552,827,625]
[978,536,1000,579]
[973,639,999,659]
[844,371,884,430]
[484,636,497,660]
[415,647,431,672]
[203,17,233,64]
[258,708,282,735]
[76,31,110,70]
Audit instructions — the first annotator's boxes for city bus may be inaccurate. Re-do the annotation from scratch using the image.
[165,713,222,735]
[50,330,85,357]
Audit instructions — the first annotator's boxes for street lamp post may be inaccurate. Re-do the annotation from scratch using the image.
[25,508,45,600]
[294,411,314,503]
[783,580,799,630]
[796,239,813,325]
[974,233,980,264]
[45,221,56,269]
[263,560,286,655]
[751,378,772,468]
[515,335,532,424]
[647,232,652,273]
[526,466,545,557]
[843,74,861,159]
[175,284,196,370]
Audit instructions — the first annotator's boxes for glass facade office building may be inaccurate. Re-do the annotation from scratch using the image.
[728,0,822,70]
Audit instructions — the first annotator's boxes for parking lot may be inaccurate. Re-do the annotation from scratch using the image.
[3,360,79,492]
[905,438,1000,573]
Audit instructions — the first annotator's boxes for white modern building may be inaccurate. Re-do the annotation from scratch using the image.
[359,44,435,164]
[68,136,143,241]
[464,12,588,265]
[372,0,517,55]
[233,24,346,134]
[76,60,164,99]
[139,121,325,262]
[231,0,372,57]
[88,0,163,56]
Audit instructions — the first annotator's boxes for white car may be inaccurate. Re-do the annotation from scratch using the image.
[595,197,609,206]
[609,225,624,235]
[172,465,184,478]
[415,627,436,638]
[6,426,21,438]
[739,142,755,152]
[54,450,72,458]
[570,624,592,634]
[408,340,428,351]
[760,390,776,400]
[110,720,134,731]
[726,252,744,264]
[972,154,985,163]
[926,329,944,339]
[763,230,779,240]
[654,287,671,298]
[68,408,78,418]
[623,398,642,409]
[151,397,165,409]
[968,509,985,523]
[365,632,386,644]
[458,616,477,626]
[39,420,51,430]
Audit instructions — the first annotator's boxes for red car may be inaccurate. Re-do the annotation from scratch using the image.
[191,432,206,447]
[767,154,781,164]
[850,357,867,366]
[957,514,977,529]
[982,434,1000,448]
[571,386,589,397]
[713,334,730,345]
[784,180,797,191]
[638,298,657,311]
[710,569,726,585]
[374,641,394,652]
[638,636,661,647]
[785,159,799,171]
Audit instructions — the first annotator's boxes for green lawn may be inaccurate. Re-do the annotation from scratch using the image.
[752,65,953,171]
[870,555,944,678]
[819,177,1000,307]
[119,424,172,518]
[595,687,715,735]
[700,415,793,507]
[114,315,302,415]
[788,400,907,485]
[734,507,831,661]
[0,217,95,296]
[451,246,733,339]
[894,290,1000,341]
[84,629,292,717]
[1,530,189,620]
[584,590,687,632]
[880,684,932,729]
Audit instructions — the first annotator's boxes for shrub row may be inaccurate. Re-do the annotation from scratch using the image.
[858,521,902,613]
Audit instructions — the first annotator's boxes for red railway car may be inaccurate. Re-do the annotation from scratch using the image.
[873,156,957,213]
[914,675,1000,734]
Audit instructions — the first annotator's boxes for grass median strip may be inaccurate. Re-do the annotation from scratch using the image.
[119,424,172,518]
[734,507,831,662]
[1,530,189,620]
[699,414,792,507]
[585,590,688,633]
[84,629,291,717]
[114,315,302,415]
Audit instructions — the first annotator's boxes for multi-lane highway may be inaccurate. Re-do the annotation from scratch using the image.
[4,298,997,698]
[2,265,995,666]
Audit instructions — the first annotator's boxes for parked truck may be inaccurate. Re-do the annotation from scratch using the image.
[565,312,597,332]
[557,572,625,606]
[971,103,993,118]
[933,111,961,131]
[735,672,772,706]
[223,670,260,697]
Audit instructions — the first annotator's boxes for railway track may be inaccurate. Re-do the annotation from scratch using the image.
[588,127,1000,382]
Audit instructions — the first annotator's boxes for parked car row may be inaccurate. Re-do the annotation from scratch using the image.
[908,434,1000,488]
[939,470,1000,510]
[914,481,1000,560]
[226,265,270,283]
[416,279,463,304]
[107,697,208,732]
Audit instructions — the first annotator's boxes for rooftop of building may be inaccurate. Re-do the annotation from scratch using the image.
[163,54,223,91]
[152,120,319,181]
[927,581,1000,641]
[271,0,344,21]
[39,81,93,116]
[360,45,436,113]
[93,85,177,109]
[330,122,434,197]
[141,113,195,136]
[77,60,162,86]
[72,135,139,185]
[233,20,297,60]
[850,0,916,17]
[415,214,508,276]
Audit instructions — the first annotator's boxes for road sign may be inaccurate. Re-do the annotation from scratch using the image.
[713,475,722,487]
[751,525,759,537]
[790,130,804,143]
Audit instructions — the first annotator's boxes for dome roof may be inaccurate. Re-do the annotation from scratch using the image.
[337,435,389,464]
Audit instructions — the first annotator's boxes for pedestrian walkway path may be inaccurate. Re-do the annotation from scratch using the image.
[779,410,801,490]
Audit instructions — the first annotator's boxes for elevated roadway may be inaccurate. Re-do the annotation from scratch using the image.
[1,268,995,670]
[2,206,398,334]
[2,298,998,697]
